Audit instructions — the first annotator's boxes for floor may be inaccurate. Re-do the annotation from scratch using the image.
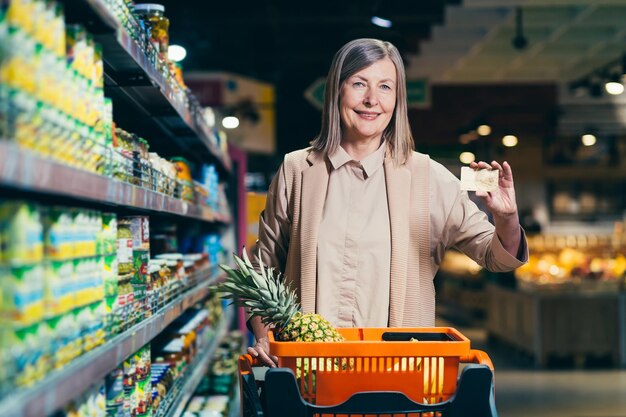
[439,319,626,417]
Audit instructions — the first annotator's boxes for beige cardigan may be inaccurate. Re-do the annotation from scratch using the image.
[256,147,527,327]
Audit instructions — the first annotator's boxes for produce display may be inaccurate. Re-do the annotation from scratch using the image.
[214,251,343,342]
[438,250,483,278]
[515,229,626,292]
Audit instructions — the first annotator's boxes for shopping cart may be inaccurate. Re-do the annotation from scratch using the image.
[238,327,498,417]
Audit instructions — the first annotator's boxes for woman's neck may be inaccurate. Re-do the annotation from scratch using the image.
[340,135,383,161]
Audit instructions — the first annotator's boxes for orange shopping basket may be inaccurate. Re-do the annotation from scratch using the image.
[238,327,498,417]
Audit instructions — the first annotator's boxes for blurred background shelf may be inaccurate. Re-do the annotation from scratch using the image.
[159,305,234,417]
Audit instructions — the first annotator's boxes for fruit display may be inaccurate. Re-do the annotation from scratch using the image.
[438,250,483,278]
[214,251,343,342]
[515,230,626,292]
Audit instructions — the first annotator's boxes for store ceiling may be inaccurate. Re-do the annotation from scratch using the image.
[409,0,626,84]
[157,0,461,79]
[160,0,626,85]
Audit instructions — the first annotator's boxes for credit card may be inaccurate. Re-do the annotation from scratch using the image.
[460,167,499,192]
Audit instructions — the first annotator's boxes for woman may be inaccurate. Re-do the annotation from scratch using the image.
[250,38,528,366]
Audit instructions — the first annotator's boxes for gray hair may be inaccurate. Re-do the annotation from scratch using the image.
[310,38,414,165]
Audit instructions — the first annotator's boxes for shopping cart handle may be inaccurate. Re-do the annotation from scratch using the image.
[239,353,264,369]
[460,349,494,371]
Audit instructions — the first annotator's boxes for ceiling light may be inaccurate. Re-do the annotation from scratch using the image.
[581,134,596,146]
[459,152,475,164]
[371,16,392,28]
[222,116,239,129]
[502,135,518,147]
[605,81,624,95]
[168,45,187,62]
[477,125,492,136]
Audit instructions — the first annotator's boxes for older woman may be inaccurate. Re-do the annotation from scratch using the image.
[250,38,528,366]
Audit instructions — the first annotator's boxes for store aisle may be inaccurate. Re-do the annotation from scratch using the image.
[442,322,626,417]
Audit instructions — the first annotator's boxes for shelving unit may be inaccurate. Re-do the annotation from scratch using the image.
[160,306,235,417]
[487,284,626,367]
[0,142,230,223]
[61,0,232,174]
[0,0,242,415]
[0,268,224,417]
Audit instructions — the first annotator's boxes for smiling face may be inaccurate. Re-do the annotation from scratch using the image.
[339,57,397,144]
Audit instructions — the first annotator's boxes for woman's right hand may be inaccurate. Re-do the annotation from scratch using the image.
[247,336,279,367]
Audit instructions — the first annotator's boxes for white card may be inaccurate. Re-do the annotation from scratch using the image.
[460,167,499,192]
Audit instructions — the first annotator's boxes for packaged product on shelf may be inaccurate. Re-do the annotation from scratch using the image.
[45,309,81,369]
[133,3,169,56]
[103,258,119,336]
[44,259,74,316]
[123,344,152,417]
[105,365,125,417]
[148,260,166,309]
[0,201,44,265]
[150,363,174,413]
[51,2,66,57]
[0,263,44,326]
[113,127,134,184]
[98,213,118,256]
[117,219,133,275]
[44,207,75,260]
[116,273,134,332]
[75,301,105,353]
[135,345,153,417]
[74,209,100,258]
[198,164,219,211]
[62,381,106,417]
[201,234,224,268]
[65,24,87,75]
[206,293,223,328]
[157,337,186,378]
[122,351,135,416]
[127,216,150,323]
[171,157,194,202]
[2,322,42,387]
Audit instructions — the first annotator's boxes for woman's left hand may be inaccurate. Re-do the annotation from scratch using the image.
[469,160,518,219]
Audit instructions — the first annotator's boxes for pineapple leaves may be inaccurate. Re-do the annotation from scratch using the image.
[212,250,303,331]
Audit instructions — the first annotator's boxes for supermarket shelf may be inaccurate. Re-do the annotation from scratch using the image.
[62,0,232,174]
[228,383,242,417]
[162,305,235,417]
[0,142,231,224]
[0,268,224,417]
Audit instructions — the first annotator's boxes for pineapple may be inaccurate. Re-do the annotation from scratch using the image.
[213,250,344,343]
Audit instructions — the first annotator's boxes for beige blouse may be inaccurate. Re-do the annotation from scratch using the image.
[317,143,390,328]
[254,147,528,327]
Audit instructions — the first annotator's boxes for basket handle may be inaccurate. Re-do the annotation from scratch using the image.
[460,349,494,371]
[239,353,264,371]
